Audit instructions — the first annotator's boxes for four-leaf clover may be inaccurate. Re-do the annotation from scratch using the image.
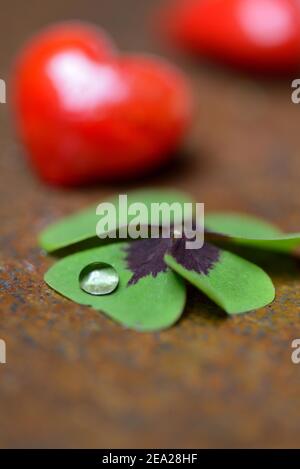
[40,190,300,331]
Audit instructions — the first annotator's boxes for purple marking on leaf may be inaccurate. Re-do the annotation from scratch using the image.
[125,231,220,286]
[171,238,220,275]
[125,237,172,285]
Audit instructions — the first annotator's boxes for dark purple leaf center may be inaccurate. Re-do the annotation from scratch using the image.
[125,238,172,285]
[125,233,220,285]
[171,238,220,274]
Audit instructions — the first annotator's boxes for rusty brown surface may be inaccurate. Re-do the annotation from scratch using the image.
[1,0,300,449]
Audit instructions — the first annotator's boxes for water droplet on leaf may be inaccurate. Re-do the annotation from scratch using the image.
[79,262,119,295]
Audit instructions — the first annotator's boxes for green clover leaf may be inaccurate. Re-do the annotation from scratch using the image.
[45,242,186,332]
[164,241,275,315]
[205,212,300,254]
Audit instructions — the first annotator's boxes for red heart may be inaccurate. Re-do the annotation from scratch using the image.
[159,0,300,73]
[12,22,192,185]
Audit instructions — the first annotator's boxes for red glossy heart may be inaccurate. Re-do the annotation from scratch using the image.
[12,22,192,185]
[159,0,300,73]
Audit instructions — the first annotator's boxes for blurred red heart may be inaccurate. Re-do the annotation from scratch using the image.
[12,22,192,185]
[159,0,300,73]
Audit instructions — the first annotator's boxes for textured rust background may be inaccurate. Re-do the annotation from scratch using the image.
[1,0,300,448]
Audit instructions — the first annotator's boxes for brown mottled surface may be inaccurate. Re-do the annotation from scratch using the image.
[1,0,300,449]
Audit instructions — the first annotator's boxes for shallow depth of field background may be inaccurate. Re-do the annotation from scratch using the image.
[1,0,300,448]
